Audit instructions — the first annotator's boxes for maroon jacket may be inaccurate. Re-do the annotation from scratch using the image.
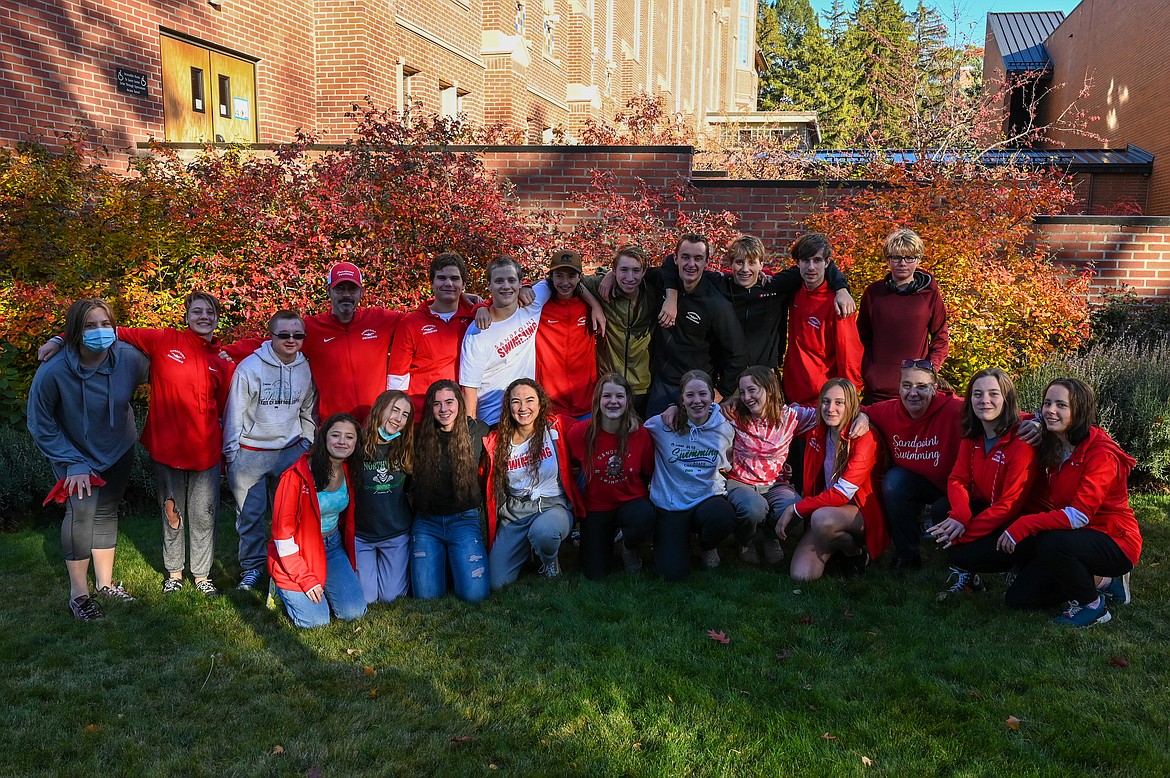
[858,270,949,402]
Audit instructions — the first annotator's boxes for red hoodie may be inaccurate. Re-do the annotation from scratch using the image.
[566,421,654,512]
[536,295,597,417]
[796,426,889,559]
[267,455,358,593]
[387,299,476,418]
[782,282,863,406]
[866,392,964,491]
[947,429,1038,543]
[1006,426,1142,565]
[116,327,234,471]
[483,415,585,547]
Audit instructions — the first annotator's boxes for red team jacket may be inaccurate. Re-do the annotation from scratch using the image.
[536,295,597,418]
[946,429,1037,543]
[267,455,358,593]
[387,299,477,418]
[302,308,402,422]
[116,327,235,471]
[796,427,889,560]
[1005,426,1142,565]
[866,392,964,491]
[782,282,864,406]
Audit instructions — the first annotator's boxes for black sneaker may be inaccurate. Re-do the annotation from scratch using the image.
[936,567,986,601]
[97,583,137,603]
[194,579,220,597]
[69,594,105,621]
[162,577,184,594]
[839,548,869,578]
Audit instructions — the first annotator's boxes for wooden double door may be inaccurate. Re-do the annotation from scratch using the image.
[160,34,257,143]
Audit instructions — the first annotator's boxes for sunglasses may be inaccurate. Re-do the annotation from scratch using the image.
[900,359,935,371]
[272,332,307,341]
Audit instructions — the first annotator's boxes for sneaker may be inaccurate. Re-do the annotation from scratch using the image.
[738,543,762,565]
[936,567,985,601]
[616,540,643,574]
[162,577,184,594]
[761,536,786,566]
[1053,598,1112,628]
[237,569,264,591]
[701,548,721,569]
[1099,573,1132,605]
[839,548,870,579]
[194,579,220,597]
[97,583,137,603]
[537,558,561,578]
[69,594,105,621]
[893,554,922,573]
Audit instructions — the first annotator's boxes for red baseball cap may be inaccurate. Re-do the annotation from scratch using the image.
[327,261,363,289]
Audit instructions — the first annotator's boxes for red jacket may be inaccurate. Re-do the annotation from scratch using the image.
[782,282,863,406]
[387,300,476,419]
[116,327,234,471]
[947,429,1038,543]
[267,455,358,593]
[536,295,597,417]
[857,272,949,402]
[866,391,963,491]
[303,307,402,422]
[483,415,585,547]
[796,426,889,559]
[566,421,654,512]
[1006,427,1142,565]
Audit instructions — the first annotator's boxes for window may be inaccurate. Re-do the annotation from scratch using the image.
[217,74,231,117]
[190,67,205,112]
[605,0,614,62]
[737,0,751,68]
[515,2,526,35]
[440,82,466,118]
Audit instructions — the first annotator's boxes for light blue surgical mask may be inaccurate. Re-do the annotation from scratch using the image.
[82,328,117,352]
[377,428,401,443]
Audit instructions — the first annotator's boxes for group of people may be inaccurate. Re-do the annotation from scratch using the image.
[27,228,1141,630]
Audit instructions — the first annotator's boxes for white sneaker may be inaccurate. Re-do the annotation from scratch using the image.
[701,548,721,569]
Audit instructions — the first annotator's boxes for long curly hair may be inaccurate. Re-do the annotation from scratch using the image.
[309,413,361,491]
[583,373,639,485]
[413,380,479,510]
[817,378,860,486]
[361,390,414,472]
[491,378,554,503]
[733,366,787,427]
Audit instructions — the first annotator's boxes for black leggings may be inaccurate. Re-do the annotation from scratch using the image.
[61,447,134,561]
[579,498,655,580]
[1004,529,1134,610]
[654,495,737,582]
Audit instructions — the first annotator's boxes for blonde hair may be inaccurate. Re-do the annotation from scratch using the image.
[883,228,925,259]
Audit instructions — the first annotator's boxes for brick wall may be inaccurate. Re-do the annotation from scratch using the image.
[1035,216,1170,301]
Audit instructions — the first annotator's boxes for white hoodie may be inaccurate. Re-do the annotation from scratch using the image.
[644,403,735,511]
[222,341,317,463]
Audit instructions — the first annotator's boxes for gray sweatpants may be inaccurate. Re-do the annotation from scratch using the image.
[155,462,220,578]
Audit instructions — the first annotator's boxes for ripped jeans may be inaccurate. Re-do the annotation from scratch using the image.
[410,509,490,602]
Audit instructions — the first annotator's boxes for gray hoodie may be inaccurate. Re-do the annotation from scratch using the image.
[644,403,735,511]
[27,341,150,478]
[222,341,316,463]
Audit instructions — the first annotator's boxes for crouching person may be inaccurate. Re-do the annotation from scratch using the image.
[268,414,367,628]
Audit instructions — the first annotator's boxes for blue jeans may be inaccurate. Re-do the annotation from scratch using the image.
[725,478,799,542]
[488,501,572,590]
[881,466,949,562]
[354,533,410,604]
[228,443,307,572]
[410,509,490,602]
[277,530,367,628]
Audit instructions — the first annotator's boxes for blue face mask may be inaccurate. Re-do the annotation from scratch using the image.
[82,328,117,352]
[377,428,401,443]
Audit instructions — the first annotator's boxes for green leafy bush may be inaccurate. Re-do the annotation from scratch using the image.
[1018,339,1170,486]
[1090,289,1170,347]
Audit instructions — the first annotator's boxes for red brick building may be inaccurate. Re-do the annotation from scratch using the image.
[984,1,1170,215]
[0,1,759,161]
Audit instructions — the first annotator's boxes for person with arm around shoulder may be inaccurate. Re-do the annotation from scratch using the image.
[27,298,150,619]
[996,378,1142,627]
[268,413,367,628]
[566,373,656,578]
[926,368,1038,600]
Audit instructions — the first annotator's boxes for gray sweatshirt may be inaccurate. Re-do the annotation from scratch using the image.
[644,403,735,511]
[222,341,316,463]
[27,341,150,478]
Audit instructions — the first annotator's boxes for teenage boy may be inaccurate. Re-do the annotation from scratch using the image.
[387,252,478,418]
[535,249,598,418]
[223,310,317,590]
[782,233,864,406]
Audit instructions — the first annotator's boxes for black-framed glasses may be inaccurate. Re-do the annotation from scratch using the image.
[900,359,935,371]
[272,332,307,341]
[886,255,920,264]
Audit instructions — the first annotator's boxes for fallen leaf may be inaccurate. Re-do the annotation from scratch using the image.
[352,626,363,634]
[1110,656,1129,668]
[821,732,837,740]
[967,690,983,699]
[798,615,815,625]
[707,629,730,644]
[792,588,803,595]
[346,648,362,656]
[82,723,101,734]
[450,735,472,743]
[271,745,284,755]
[368,689,379,698]
[1006,715,1021,731]
[632,743,642,751]
[775,650,792,662]
[861,755,874,767]
[363,666,376,676]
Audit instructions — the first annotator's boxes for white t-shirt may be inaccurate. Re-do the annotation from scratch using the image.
[505,433,561,500]
[459,281,553,425]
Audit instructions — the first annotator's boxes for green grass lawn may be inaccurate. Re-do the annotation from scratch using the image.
[2,497,1168,777]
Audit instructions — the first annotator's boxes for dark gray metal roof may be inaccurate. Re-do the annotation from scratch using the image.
[810,145,1154,174]
[987,11,1066,73]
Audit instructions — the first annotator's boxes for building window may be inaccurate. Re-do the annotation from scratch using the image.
[515,2,526,35]
[217,74,231,117]
[190,67,205,112]
[737,0,751,68]
[440,82,465,118]
[544,17,556,58]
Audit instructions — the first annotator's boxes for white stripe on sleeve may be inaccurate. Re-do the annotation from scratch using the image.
[832,478,860,501]
[1063,506,1090,529]
[274,537,300,557]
